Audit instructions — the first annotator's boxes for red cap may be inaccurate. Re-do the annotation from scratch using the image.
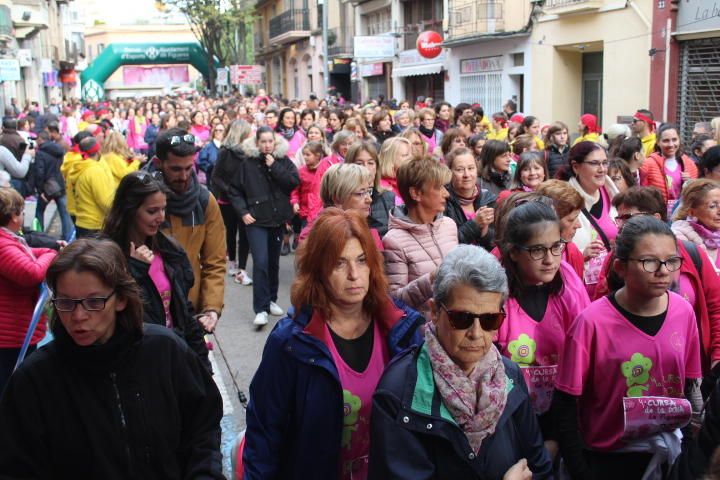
[580,113,601,134]
[82,110,95,120]
[510,113,525,123]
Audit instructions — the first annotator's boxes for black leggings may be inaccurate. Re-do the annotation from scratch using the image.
[584,450,653,478]
[219,203,249,269]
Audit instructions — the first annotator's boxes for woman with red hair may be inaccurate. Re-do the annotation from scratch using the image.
[243,208,424,480]
[572,113,602,146]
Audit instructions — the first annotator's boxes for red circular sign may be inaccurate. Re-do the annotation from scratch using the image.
[416,31,443,59]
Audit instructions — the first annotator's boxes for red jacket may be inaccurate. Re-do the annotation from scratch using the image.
[289,165,323,220]
[594,241,720,372]
[640,153,698,203]
[0,229,57,348]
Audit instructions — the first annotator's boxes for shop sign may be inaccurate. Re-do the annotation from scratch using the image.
[416,31,443,59]
[398,49,447,67]
[351,61,358,81]
[43,70,59,87]
[230,65,263,85]
[360,63,384,77]
[460,56,503,74]
[216,67,228,86]
[353,36,395,58]
[677,0,720,34]
[59,69,77,84]
[331,58,351,74]
[0,58,20,81]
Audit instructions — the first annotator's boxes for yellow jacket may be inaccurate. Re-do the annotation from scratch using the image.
[487,127,508,141]
[572,132,601,146]
[161,192,226,314]
[641,133,657,158]
[61,151,84,216]
[101,152,140,188]
[71,159,115,230]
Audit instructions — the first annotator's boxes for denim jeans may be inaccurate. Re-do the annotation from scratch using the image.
[246,225,282,314]
[36,194,74,241]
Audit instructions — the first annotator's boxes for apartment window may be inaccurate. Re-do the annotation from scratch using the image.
[365,9,390,35]
[97,43,105,55]
[513,52,524,67]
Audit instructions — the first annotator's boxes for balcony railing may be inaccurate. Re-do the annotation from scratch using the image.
[269,9,310,44]
[543,0,603,14]
[328,27,354,57]
[448,2,504,40]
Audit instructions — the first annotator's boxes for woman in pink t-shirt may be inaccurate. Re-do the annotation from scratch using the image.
[554,215,703,479]
[496,199,590,460]
[102,171,210,371]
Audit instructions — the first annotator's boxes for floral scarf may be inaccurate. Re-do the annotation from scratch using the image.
[688,219,720,250]
[424,323,508,453]
[455,185,480,207]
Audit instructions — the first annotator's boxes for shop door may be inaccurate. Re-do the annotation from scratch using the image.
[678,38,720,143]
[581,52,603,122]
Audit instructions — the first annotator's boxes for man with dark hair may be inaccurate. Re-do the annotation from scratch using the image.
[503,99,517,119]
[155,127,226,332]
[1,118,27,161]
[264,109,278,129]
[631,108,656,157]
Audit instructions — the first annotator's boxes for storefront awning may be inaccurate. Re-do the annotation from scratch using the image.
[392,63,443,78]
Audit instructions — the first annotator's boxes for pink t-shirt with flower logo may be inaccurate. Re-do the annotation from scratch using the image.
[555,292,702,450]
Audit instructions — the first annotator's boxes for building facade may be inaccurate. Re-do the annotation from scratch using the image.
[529,0,653,130]
[443,0,532,114]
[253,0,326,99]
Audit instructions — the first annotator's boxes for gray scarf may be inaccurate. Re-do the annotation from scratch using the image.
[164,172,208,227]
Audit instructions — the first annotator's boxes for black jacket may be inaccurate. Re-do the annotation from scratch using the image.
[127,231,210,371]
[229,135,299,228]
[33,140,66,196]
[546,144,569,180]
[368,346,552,480]
[444,181,496,250]
[369,190,396,237]
[480,171,510,197]
[0,323,223,479]
[211,145,245,203]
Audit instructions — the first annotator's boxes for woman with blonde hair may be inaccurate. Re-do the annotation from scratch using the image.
[383,158,458,313]
[346,141,395,236]
[378,137,412,204]
[100,130,146,187]
[672,178,720,272]
[343,116,376,143]
[401,127,428,160]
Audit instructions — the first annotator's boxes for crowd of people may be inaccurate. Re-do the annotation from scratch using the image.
[1,90,720,479]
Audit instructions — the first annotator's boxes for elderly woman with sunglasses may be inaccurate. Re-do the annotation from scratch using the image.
[369,245,552,480]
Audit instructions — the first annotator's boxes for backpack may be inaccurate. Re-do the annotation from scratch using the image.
[682,240,703,274]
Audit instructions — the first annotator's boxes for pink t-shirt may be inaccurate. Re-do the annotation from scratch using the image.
[593,186,618,245]
[325,321,389,480]
[556,292,702,451]
[497,262,590,367]
[665,160,683,216]
[148,254,173,328]
[497,262,590,413]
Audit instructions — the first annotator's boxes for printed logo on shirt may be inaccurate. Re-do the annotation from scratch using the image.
[507,333,536,365]
[621,352,653,397]
[342,389,361,450]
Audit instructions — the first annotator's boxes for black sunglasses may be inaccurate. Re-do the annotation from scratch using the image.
[440,303,506,331]
[169,134,196,146]
[135,170,163,184]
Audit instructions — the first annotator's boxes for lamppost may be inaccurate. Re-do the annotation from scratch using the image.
[321,0,329,98]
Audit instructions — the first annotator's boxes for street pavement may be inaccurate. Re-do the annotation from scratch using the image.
[212,250,297,476]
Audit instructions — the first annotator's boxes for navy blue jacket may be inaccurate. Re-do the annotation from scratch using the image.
[368,345,553,479]
[243,298,425,480]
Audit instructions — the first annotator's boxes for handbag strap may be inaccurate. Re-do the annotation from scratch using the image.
[581,208,611,250]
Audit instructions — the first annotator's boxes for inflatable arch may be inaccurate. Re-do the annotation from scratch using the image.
[80,42,220,101]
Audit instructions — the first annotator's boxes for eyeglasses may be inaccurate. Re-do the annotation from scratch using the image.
[52,291,116,312]
[515,240,567,260]
[614,211,649,226]
[169,134,196,146]
[440,303,506,331]
[351,187,374,199]
[624,256,683,273]
[584,160,610,169]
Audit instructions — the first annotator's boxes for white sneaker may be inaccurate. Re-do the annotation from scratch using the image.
[233,270,253,285]
[227,260,239,276]
[269,302,284,316]
[253,311,269,326]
